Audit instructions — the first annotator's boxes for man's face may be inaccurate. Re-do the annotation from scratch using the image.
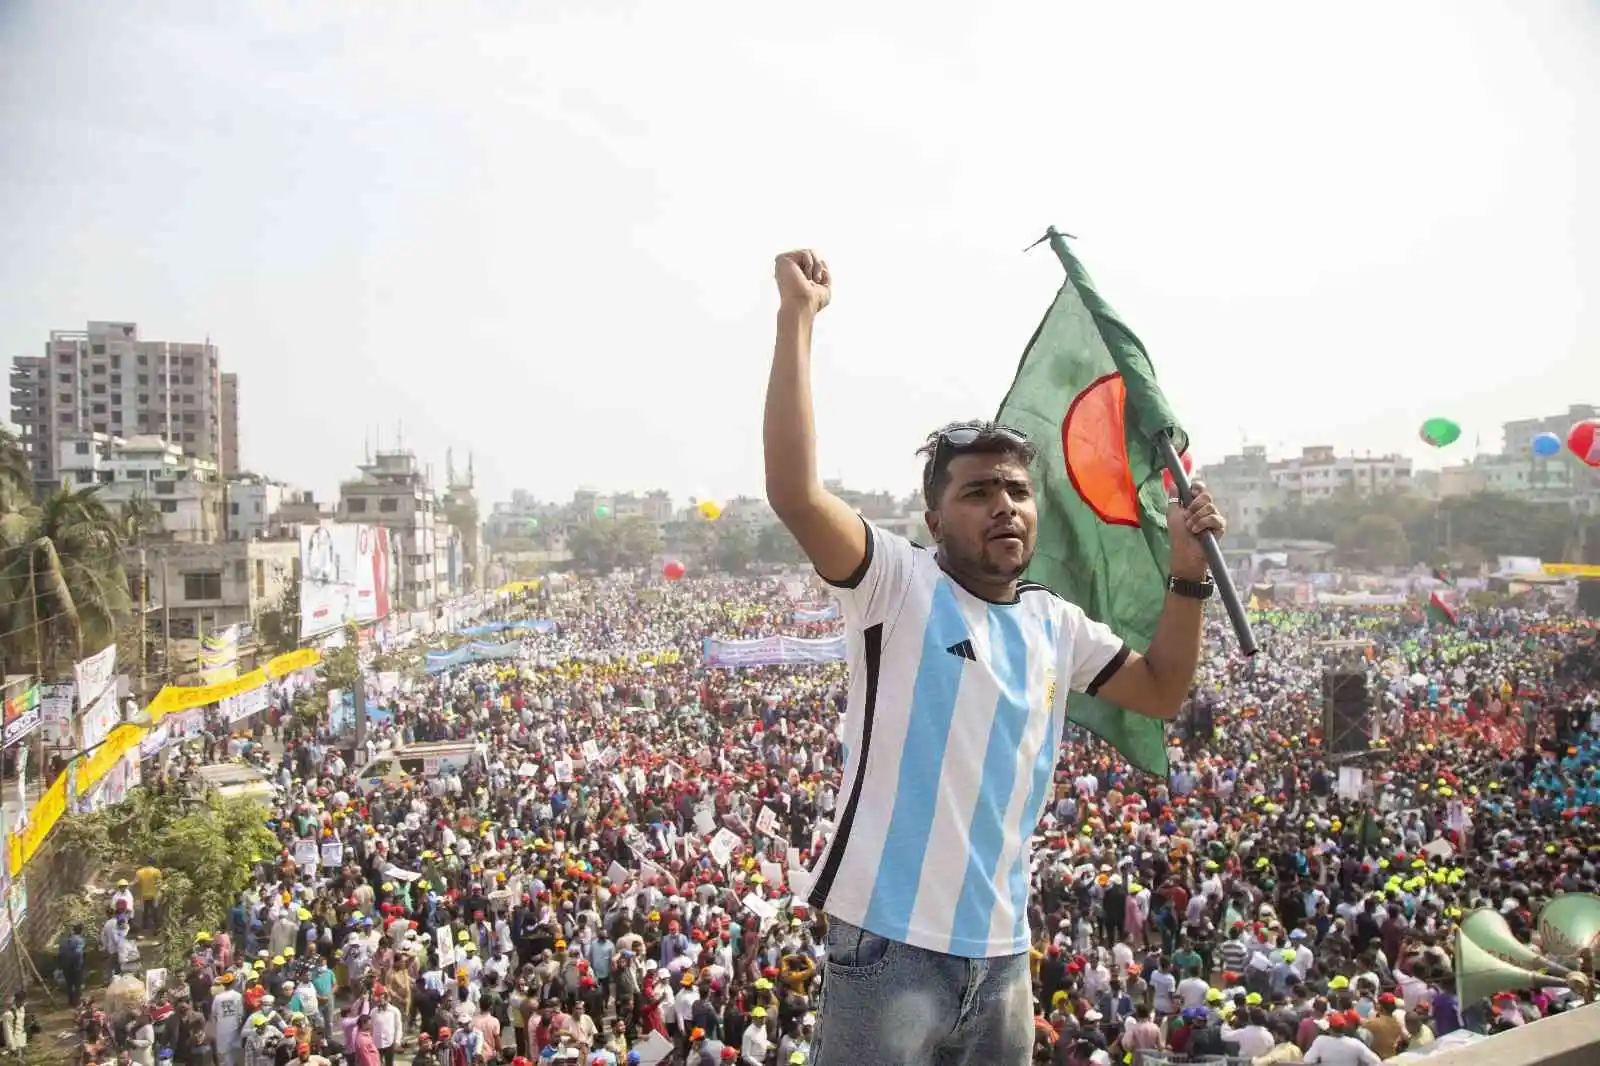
[927,452,1038,585]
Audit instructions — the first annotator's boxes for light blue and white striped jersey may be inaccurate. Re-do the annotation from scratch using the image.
[806,522,1128,959]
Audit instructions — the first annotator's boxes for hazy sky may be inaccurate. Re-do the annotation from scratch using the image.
[3,1,1595,508]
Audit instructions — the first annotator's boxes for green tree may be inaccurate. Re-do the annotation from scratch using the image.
[119,491,164,544]
[0,485,132,674]
[1335,513,1411,568]
[56,789,280,972]
[712,522,757,573]
[0,426,30,506]
[755,522,807,565]
[567,515,663,572]
[256,577,301,655]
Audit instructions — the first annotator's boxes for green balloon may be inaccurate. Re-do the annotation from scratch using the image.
[594,505,611,518]
[1419,417,1461,448]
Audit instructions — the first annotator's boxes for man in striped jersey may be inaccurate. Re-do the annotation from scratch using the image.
[763,250,1226,1066]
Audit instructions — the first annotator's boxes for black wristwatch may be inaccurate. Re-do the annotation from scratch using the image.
[1168,573,1215,600]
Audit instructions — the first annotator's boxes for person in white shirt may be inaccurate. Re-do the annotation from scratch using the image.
[1220,1009,1276,1059]
[762,249,1225,1066]
[741,1006,773,1065]
[368,990,403,1057]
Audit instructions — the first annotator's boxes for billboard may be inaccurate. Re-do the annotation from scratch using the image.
[299,522,392,637]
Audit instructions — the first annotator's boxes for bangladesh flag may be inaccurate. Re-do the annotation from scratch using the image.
[996,233,1188,776]
[1427,567,1460,625]
[1426,590,1458,626]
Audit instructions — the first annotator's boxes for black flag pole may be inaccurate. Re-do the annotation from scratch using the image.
[1040,226,1259,657]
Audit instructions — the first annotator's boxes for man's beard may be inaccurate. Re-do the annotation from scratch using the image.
[940,536,1031,584]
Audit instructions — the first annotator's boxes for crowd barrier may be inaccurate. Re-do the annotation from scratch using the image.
[6,646,322,876]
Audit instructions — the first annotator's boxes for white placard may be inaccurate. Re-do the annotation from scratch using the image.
[742,893,777,923]
[554,759,573,783]
[320,842,344,867]
[580,739,601,762]
[709,827,742,867]
[73,645,118,709]
[694,809,717,835]
[606,861,629,885]
[292,840,319,867]
[1336,766,1365,801]
[755,806,779,837]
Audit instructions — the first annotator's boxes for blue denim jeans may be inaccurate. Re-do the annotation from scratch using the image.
[812,917,1035,1066]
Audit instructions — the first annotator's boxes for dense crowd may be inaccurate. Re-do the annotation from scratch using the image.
[52,573,1600,1066]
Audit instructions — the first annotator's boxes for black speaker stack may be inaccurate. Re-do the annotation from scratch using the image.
[1323,670,1371,755]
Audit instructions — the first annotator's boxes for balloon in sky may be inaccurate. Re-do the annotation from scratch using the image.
[1418,417,1461,448]
[1161,452,1194,497]
[1531,431,1562,458]
[698,500,722,521]
[662,559,686,580]
[1568,419,1600,467]
[526,518,539,532]
[594,504,611,518]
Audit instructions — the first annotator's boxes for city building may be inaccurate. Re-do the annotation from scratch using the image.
[9,321,231,494]
[1268,445,1413,502]
[220,372,241,476]
[1501,403,1598,459]
[226,474,292,541]
[1194,445,1289,540]
[337,448,442,610]
[441,450,485,592]
[486,489,550,543]
[139,538,299,642]
[56,431,226,543]
[276,490,332,528]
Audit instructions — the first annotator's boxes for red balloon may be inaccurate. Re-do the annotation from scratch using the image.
[1568,419,1600,468]
[1161,452,1194,496]
[662,560,686,580]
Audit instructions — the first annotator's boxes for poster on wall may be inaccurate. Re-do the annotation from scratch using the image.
[298,522,392,638]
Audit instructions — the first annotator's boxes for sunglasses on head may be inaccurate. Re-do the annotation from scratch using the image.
[937,423,1029,450]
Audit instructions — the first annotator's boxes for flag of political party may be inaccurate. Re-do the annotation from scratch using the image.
[996,235,1189,776]
[1427,567,1460,625]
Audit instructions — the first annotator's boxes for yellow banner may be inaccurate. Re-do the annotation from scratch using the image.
[8,645,328,876]
[148,668,270,720]
[10,774,66,873]
[266,647,321,677]
[1542,563,1600,579]
[497,580,542,595]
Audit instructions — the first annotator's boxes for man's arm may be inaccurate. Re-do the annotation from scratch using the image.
[1093,481,1225,720]
[762,250,867,585]
[1092,592,1205,721]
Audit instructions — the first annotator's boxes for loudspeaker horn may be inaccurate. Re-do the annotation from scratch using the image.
[1537,893,1600,968]
[1454,927,1571,1006]
[1458,907,1573,976]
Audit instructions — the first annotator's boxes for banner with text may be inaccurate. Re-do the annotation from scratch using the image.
[702,635,847,668]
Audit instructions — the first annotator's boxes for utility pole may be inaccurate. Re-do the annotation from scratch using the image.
[138,544,148,694]
[352,666,368,759]
[160,554,172,679]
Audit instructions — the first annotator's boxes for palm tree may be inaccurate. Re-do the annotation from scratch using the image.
[119,491,164,544]
[0,426,30,510]
[0,485,133,675]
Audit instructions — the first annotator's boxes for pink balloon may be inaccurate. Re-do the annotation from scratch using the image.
[663,560,686,580]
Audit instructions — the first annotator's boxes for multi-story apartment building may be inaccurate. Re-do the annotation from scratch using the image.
[226,475,293,541]
[337,449,443,610]
[56,431,226,543]
[9,321,231,493]
[1268,445,1413,502]
[220,372,241,476]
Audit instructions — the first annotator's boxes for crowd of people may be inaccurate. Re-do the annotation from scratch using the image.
[52,572,1600,1065]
